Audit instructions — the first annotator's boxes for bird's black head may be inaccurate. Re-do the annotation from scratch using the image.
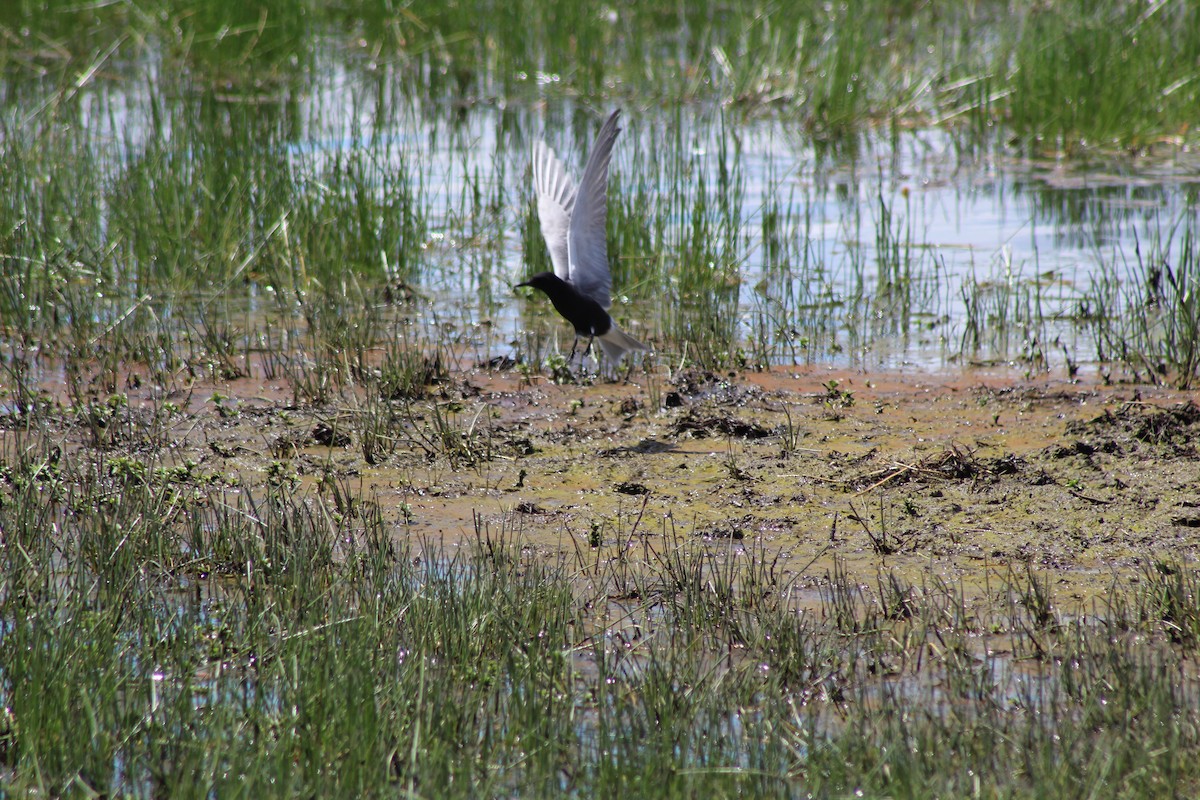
[514,272,561,292]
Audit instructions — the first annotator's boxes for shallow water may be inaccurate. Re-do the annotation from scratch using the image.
[5,16,1200,379]
[279,97,1200,372]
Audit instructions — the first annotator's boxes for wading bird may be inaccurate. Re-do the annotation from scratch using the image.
[517,109,647,366]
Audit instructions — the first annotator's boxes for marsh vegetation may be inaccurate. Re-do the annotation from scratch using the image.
[3,0,1200,796]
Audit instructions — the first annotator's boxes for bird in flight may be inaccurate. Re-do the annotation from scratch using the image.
[517,109,647,366]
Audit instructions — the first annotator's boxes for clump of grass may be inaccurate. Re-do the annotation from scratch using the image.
[397,399,493,469]
[1134,561,1200,650]
[1082,212,1200,387]
[1001,0,1200,151]
[957,248,1055,374]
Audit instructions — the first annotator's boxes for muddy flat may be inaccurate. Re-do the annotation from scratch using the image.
[40,363,1199,607]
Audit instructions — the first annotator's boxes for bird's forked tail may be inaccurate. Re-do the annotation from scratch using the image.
[596,325,648,363]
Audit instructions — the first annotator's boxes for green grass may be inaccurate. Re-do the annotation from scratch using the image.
[3,7,1200,793]
[1080,213,1200,387]
[2,433,1199,797]
[3,0,1200,383]
[1003,0,1200,151]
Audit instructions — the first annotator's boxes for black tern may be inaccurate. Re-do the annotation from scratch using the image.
[517,109,647,364]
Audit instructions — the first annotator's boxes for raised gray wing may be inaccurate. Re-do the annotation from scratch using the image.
[567,109,621,309]
[532,139,575,282]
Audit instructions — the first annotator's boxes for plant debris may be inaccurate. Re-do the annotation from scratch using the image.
[671,409,771,439]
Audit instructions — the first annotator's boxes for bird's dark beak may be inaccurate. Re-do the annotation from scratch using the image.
[514,280,531,290]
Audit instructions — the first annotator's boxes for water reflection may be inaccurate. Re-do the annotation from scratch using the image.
[2,11,1197,375]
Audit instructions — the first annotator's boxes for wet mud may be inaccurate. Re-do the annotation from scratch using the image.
[17,363,1200,604]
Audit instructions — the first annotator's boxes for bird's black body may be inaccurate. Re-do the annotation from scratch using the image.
[518,110,647,366]
[517,272,612,338]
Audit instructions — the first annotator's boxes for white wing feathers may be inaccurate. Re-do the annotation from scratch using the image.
[531,140,575,281]
[532,109,622,309]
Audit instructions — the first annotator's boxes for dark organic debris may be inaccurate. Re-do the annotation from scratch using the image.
[710,527,745,540]
[615,481,649,496]
[1048,439,1120,459]
[1130,401,1200,444]
[1028,470,1056,486]
[663,391,685,408]
[313,421,351,447]
[505,436,538,456]
[972,386,1082,406]
[273,431,313,457]
[851,444,1024,491]
[1067,400,1200,457]
[827,448,880,469]
[671,369,760,405]
[672,369,724,396]
[936,447,980,479]
[672,409,771,440]
[618,397,641,417]
[600,438,675,457]
[478,354,519,370]
[515,501,545,514]
[697,514,749,540]
[991,453,1023,475]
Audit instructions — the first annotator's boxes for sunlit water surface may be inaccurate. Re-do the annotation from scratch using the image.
[18,43,1200,375]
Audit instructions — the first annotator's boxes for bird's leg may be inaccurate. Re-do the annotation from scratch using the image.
[572,335,596,379]
[568,336,580,362]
